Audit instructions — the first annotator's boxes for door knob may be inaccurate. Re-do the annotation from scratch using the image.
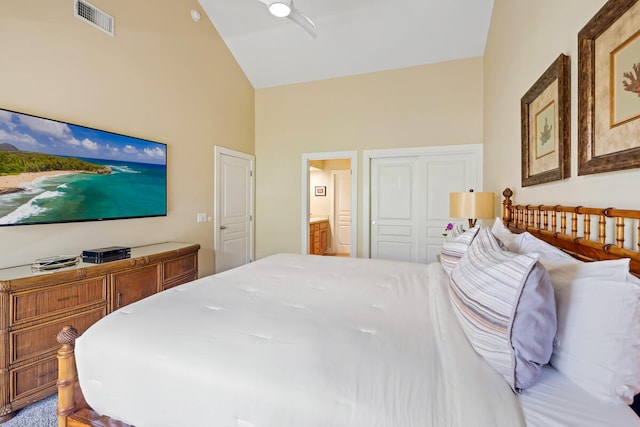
[220,225,227,230]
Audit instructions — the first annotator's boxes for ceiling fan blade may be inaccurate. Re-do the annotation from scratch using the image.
[288,7,317,38]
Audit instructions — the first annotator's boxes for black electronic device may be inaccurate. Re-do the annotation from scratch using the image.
[82,246,131,264]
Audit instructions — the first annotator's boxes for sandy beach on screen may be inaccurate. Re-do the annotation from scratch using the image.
[0,171,79,192]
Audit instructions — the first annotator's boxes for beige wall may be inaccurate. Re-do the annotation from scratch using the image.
[255,58,484,258]
[9,0,620,271]
[0,0,254,275]
[484,0,640,210]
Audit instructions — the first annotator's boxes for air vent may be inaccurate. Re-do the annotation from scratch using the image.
[74,0,114,36]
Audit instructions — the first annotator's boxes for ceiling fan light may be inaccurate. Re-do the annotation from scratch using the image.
[269,2,291,18]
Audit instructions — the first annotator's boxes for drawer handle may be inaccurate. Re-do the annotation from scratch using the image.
[35,373,51,380]
[117,292,122,308]
[56,295,78,302]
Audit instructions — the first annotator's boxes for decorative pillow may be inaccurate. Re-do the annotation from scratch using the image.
[440,225,479,276]
[449,227,557,391]
[551,277,640,404]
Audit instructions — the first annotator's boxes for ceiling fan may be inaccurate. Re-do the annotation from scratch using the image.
[257,0,317,38]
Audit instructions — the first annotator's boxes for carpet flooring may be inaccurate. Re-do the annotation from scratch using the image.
[2,395,56,427]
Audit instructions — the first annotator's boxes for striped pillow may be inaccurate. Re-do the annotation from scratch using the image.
[440,225,479,276]
[449,227,556,391]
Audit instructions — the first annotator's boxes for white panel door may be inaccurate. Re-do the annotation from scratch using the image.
[424,158,469,262]
[215,148,254,273]
[332,170,351,254]
[369,150,481,263]
[370,157,423,262]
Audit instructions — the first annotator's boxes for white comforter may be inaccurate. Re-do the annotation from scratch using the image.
[76,254,525,427]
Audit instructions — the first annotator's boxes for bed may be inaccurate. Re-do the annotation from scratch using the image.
[56,188,640,426]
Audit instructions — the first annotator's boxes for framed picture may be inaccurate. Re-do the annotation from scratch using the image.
[521,54,571,187]
[314,186,326,196]
[578,0,640,175]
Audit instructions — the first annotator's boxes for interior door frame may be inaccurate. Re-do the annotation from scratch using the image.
[301,151,358,257]
[362,144,483,258]
[214,145,255,272]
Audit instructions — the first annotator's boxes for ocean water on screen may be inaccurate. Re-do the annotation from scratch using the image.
[0,159,166,225]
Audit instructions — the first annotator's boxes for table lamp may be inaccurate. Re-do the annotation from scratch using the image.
[449,189,495,229]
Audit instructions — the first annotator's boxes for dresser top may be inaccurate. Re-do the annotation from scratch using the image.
[0,242,197,281]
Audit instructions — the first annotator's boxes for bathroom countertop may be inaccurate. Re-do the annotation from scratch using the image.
[309,216,329,224]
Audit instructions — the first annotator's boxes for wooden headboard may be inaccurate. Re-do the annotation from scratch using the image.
[501,188,640,277]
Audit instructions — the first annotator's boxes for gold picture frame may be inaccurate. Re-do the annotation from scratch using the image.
[521,54,571,187]
[578,0,640,175]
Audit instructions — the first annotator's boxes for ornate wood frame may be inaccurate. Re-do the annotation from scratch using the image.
[521,54,571,186]
[578,0,640,175]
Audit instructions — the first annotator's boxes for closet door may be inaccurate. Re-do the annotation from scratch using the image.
[370,156,424,262]
[369,149,480,263]
[422,155,469,262]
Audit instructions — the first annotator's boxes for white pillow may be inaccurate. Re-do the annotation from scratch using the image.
[516,232,578,267]
[490,217,523,252]
[550,277,640,404]
[545,258,630,288]
[513,231,631,285]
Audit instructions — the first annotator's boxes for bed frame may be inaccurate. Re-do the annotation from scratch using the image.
[501,188,640,276]
[55,187,640,426]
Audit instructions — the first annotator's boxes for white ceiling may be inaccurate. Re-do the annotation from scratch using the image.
[197,0,495,89]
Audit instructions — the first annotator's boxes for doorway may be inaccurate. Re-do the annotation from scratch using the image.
[301,151,357,257]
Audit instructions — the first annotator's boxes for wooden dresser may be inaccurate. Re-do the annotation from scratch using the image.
[0,242,200,421]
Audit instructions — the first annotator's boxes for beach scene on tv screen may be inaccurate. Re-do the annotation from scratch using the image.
[0,109,167,226]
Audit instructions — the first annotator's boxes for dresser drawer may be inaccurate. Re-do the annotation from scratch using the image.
[163,271,198,291]
[10,307,105,364]
[163,253,197,283]
[11,356,57,402]
[11,277,107,326]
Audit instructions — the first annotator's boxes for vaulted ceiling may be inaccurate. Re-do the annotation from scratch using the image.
[197,0,495,88]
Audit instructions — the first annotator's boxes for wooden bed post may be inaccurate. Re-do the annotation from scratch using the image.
[57,326,79,427]
[502,188,513,226]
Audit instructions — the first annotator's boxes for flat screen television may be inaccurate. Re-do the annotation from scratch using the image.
[0,107,167,226]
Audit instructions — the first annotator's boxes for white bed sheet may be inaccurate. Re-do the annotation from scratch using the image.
[519,365,640,427]
[76,254,525,427]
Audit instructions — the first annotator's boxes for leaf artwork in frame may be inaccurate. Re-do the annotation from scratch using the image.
[578,0,640,175]
[521,54,571,187]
